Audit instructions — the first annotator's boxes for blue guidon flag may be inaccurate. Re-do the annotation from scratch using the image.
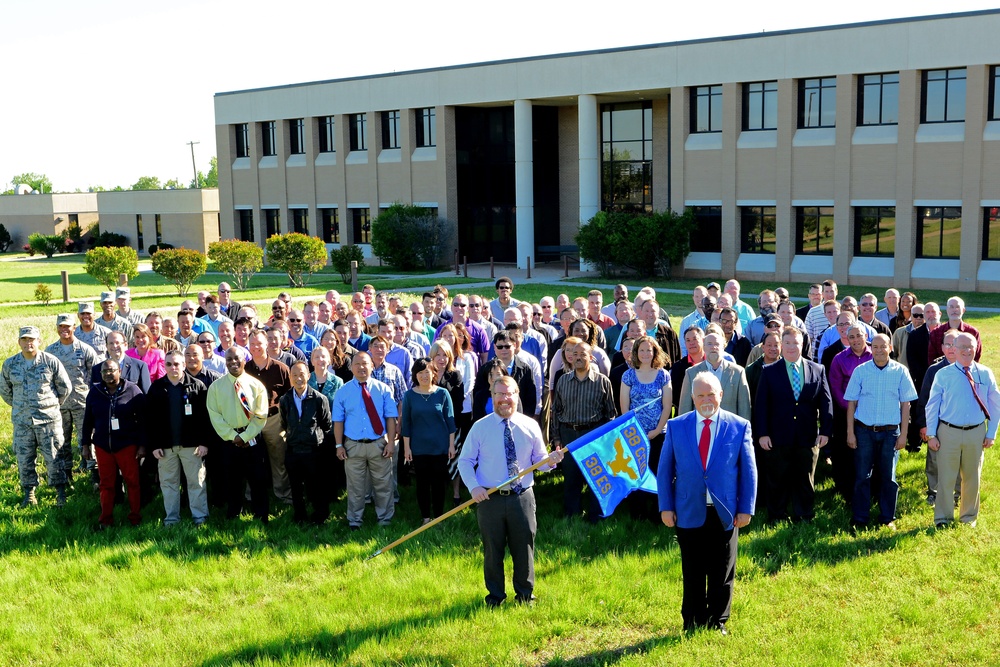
[565,411,657,517]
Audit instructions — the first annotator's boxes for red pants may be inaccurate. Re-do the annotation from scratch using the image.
[95,446,142,526]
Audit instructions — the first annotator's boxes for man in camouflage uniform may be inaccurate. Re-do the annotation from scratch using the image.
[115,287,145,328]
[96,291,133,345]
[0,326,72,507]
[45,314,100,480]
[75,302,109,359]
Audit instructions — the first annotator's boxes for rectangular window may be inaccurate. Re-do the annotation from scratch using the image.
[349,113,367,151]
[320,208,339,243]
[318,116,336,153]
[796,206,834,255]
[238,210,254,243]
[798,77,836,128]
[983,208,1000,260]
[916,206,961,258]
[740,206,776,253]
[688,206,722,252]
[854,206,896,256]
[291,209,308,234]
[742,81,778,131]
[922,68,966,123]
[415,107,436,147]
[261,121,276,156]
[351,208,371,244]
[990,66,1000,121]
[289,119,305,154]
[381,110,400,149]
[690,85,722,133]
[235,123,249,158]
[135,214,144,252]
[858,73,899,126]
[264,209,281,238]
[154,214,163,245]
[601,102,653,212]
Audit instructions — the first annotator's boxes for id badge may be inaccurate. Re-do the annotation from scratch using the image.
[111,418,120,431]
[184,404,193,416]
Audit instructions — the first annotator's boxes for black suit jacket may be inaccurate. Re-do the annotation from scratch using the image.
[91,355,151,393]
[145,373,212,451]
[472,357,536,421]
[279,386,333,454]
[753,359,833,449]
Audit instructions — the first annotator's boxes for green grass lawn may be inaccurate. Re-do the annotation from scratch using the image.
[2,263,1000,665]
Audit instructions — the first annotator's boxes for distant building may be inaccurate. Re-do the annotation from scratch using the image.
[214,10,1000,290]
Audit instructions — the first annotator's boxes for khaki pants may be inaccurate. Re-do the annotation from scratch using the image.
[157,446,208,524]
[260,413,291,502]
[344,437,394,527]
[935,422,986,524]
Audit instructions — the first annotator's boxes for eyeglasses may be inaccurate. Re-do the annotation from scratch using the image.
[288,318,302,323]
[495,344,512,350]
[542,305,553,309]
[911,313,925,318]
[197,339,214,344]
[219,289,230,293]
[272,307,283,311]
[532,312,542,317]
[497,285,511,291]
[766,322,781,328]
[453,303,467,308]
[468,303,481,309]
[164,362,183,367]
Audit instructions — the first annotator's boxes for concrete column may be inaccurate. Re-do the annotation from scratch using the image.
[514,99,534,269]
[578,94,601,225]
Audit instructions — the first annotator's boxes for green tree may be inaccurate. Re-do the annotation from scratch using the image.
[164,178,186,190]
[27,233,66,258]
[0,223,12,252]
[329,245,366,284]
[131,176,162,191]
[207,239,264,291]
[84,246,140,290]
[371,203,453,270]
[151,247,207,296]
[11,172,52,194]
[266,233,328,287]
[576,207,696,279]
[191,157,219,189]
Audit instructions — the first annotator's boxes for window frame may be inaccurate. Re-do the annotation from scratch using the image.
[797,77,837,129]
[990,66,1000,122]
[742,80,778,131]
[291,208,308,235]
[690,85,722,134]
[688,206,722,252]
[320,208,339,244]
[853,206,896,257]
[235,123,249,158]
[795,206,834,255]
[237,210,254,243]
[289,118,305,155]
[921,68,967,124]
[349,113,368,151]
[135,214,144,252]
[381,110,401,150]
[600,101,653,213]
[857,72,900,126]
[915,206,962,259]
[739,206,776,254]
[264,209,281,238]
[261,121,277,157]
[351,208,371,244]
[318,116,336,153]
[415,107,436,147]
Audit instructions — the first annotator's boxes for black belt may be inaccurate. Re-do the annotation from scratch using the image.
[561,421,601,431]
[350,437,381,443]
[856,421,899,433]
[940,420,985,431]
[498,487,529,496]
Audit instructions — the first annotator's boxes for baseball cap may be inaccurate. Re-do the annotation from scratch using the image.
[19,326,40,339]
[100,291,115,303]
[116,287,130,297]
[56,314,74,327]
[707,282,721,291]
[78,302,95,314]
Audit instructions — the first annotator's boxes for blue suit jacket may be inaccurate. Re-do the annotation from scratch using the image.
[657,410,757,530]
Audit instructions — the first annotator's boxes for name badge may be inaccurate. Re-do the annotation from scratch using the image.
[111,418,120,431]
[184,404,193,416]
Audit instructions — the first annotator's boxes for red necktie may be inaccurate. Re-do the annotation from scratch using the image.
[699,418,711,469]
[360,382,385,436]
[962,365,991,421]
[234,380,253,420]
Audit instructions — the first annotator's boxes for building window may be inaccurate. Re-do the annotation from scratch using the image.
[289,119,305,154]
[858,73,899,126]
[235,123,249,158]
[854,206,896,257]
[381,110,400,149]
[261,121,276,157]
[349,113,367,151]
[916,206,961,258]
[320,208,339,243]
[688,206,722,252]
[742,81,778,131]
[740,206,776,253]
[135,214,144,252]
[264,209,281,238]
[601,102,652,212]
[351,208,371,244]
[990,67,1000,121]
[798,77,836,128]
[690,85,722,134]
[238,210,254,243]
[154,214,163,245]
[796,206,834,255]
[291,209,308,234]
[416,108,436,147]
[983,208,1000,260]
[318,116,335,153]
[922,68,966,123]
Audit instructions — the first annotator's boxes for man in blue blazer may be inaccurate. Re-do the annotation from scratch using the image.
[658,371,757,635]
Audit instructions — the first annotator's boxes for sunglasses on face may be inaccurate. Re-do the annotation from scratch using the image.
[495,344,512,350]
[288,318,302,323]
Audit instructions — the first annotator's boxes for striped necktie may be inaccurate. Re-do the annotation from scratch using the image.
[503,418,523,494]
[791,363,802,401]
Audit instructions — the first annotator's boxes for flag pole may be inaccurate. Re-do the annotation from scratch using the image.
[365,455,555,561]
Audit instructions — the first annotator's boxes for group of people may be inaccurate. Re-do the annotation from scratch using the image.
[1,275,995,628]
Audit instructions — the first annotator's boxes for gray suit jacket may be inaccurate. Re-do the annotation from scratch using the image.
[677,359,752,422]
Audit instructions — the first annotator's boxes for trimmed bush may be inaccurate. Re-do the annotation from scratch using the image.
[207,239,264,291]
[92,231,130,248]
[85,246,140,290]
[576,208,697,278]
[371,203,452,270]
[27,233,65,258]
[330,244,366,284]
[265,233,328,287]
[151,247,207,296]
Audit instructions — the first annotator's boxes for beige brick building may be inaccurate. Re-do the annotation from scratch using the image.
[214,10,1000,291]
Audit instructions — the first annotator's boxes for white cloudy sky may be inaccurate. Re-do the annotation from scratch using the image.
[1,0,995,192]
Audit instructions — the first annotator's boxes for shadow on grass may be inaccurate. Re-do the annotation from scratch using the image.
[540,635,681,667]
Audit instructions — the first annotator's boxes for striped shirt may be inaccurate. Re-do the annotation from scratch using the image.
[549,365,616,441]
[843,359,918,426]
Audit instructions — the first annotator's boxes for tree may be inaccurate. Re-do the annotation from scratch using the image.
[131,176,162,191]
[11,172,52,194]
[0,224,12,252]
[265,233,328,287]
[191,157,219,189]
[330,245,366,284]
[151,247,207,296]
[85,246,139,290]
[164,178,186,190]
[576,207,696,279]
[207,239,264,291]
[371,203,453,270]
[27,233,66,258]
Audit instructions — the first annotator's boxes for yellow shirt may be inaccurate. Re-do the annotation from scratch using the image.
[206,372,268,443]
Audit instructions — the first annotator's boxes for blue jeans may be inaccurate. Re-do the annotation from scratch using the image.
[853,427,900,524]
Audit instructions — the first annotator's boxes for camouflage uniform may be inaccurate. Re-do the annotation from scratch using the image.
[75,324,109,359]
[0,350,71,489]
[44,339,100,474]
[96,314,133,346]
[116,308,145,328]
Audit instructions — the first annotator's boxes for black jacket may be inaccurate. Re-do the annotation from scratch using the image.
[145,373,211,451]
[279,386,333,455]
[472,357,536,421]
[82,379,146,452]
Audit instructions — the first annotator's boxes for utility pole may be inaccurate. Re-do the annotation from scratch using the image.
[187,140,200,188]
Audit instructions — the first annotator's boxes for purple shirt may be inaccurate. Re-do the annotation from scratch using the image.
[829,346,873,410]
[435,318,489,356]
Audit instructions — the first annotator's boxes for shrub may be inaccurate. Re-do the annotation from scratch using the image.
[371,203,453,270]
[85,246,140,290]
[34,283,53,305]
[92,231,130,248]
[0,223,12,252]
[151,247,207,296]
[576,208,696,278]
[207,239,264,291]
[27,233,65,258]
[265,233,328,287]
[147,243,175,255]
[330,245,366,284]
